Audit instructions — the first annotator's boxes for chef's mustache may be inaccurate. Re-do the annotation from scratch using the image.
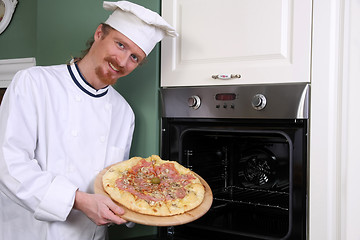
[104,57,123,72]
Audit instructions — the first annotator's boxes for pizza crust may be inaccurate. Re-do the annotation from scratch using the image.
[102,155,205,216]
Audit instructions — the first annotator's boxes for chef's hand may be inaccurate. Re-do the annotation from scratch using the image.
[73,190,127,226]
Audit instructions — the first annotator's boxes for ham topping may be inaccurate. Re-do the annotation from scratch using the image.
[115,159,195,202]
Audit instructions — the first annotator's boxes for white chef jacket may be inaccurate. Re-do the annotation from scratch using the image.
[0,63,135,240]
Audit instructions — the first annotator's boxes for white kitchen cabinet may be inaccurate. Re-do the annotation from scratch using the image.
[161,0,312,87]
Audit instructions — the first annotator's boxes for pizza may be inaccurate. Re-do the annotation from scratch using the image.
[102,155,205,216]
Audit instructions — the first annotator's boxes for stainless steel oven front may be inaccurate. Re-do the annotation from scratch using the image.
[159,83,309,240]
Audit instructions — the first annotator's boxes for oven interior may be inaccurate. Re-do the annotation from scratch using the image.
[161,119,307,240]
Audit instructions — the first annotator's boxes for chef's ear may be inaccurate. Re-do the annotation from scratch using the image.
[94,24,104,41]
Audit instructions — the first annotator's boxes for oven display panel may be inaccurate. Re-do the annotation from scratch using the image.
[215,93,237,101]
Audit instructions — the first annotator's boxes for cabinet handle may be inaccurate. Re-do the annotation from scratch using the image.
[212,74,241,80]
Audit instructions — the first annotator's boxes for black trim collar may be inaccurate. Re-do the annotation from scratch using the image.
[67,63,109,98]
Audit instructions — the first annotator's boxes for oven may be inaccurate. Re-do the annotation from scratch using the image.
[158,83,309,240]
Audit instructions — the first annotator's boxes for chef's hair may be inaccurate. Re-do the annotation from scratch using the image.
[72,23,112,62]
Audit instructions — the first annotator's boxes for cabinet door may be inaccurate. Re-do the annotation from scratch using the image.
[161,0,312,87]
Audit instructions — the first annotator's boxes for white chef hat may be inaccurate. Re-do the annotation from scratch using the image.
[103,1,178,56]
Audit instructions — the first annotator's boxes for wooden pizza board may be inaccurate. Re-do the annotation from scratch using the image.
[94,165,213,226]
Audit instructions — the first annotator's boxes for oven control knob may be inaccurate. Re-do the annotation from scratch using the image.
[188,95,201,109]
[252,94,267,110]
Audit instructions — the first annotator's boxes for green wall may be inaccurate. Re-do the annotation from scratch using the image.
[0,0,37,58]
[0,0,160,238]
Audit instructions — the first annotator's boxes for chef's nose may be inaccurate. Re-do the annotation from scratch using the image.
[116,56,126,68]
[116,53,131,68]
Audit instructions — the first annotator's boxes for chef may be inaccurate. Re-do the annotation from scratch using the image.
[0,1,177,240]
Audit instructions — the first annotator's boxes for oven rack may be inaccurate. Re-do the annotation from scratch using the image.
[213,186,289,211]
